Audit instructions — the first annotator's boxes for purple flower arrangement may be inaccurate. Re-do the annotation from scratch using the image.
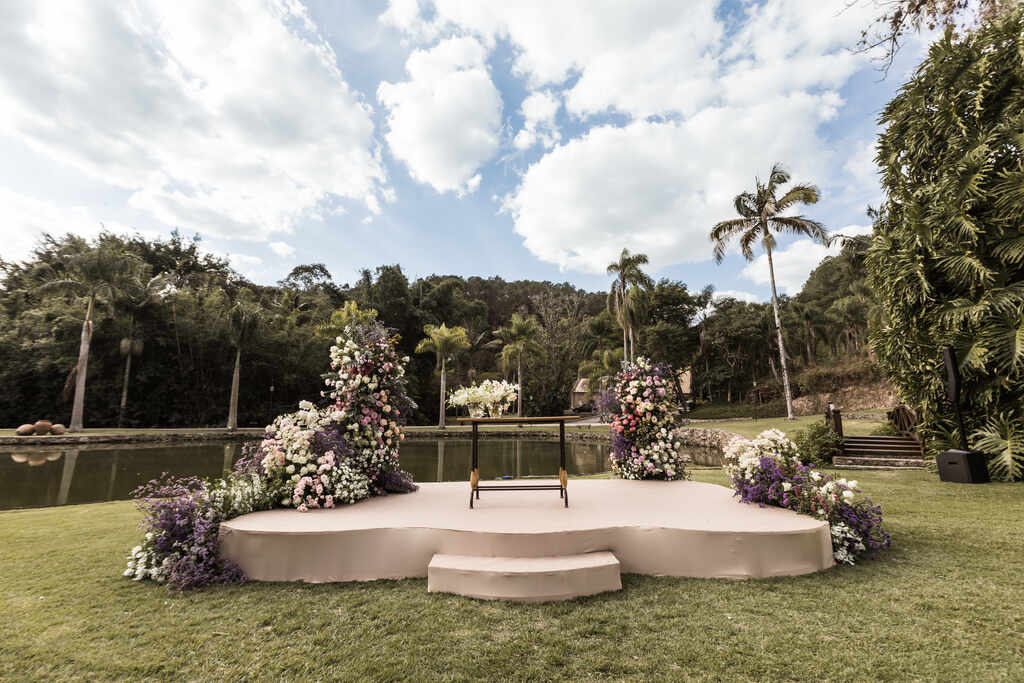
[725,429,890,565]
[124,320,418,589]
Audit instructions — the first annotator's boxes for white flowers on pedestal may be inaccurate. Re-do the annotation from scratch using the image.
[448,379,518,418]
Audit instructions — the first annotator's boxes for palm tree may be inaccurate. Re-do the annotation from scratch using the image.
[116,271,170,427]
[225,293,264,430]
[415,323,470,428]
[37,242,138,431]
[578,347,625,389]
[606,248,653,362]
[710,163,828,419]
[493,312,542,417]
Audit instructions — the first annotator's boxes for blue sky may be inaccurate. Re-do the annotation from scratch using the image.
[0,1,930,299]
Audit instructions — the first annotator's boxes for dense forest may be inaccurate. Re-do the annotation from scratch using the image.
[0,231,873,428]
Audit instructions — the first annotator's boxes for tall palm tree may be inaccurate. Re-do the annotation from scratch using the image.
[710,163,828,419]
[225,293,264,430]
[116,270,170,427]
[415,323,470,428]
[493,312,542,417]
[606,248,653,362]
[37,243,138,431]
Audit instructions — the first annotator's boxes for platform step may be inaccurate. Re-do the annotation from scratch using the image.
[427,551,621,602]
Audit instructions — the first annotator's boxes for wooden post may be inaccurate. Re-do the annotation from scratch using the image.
[832,408,844,438]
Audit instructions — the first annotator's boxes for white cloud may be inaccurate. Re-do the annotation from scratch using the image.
[384,0,885,274]
[377,36,502,195]
[0,188,139,263]
[740,225,873,294]
[513,90,561,151]
[382,0,877,120]
[268,241,296,258]
[0,1,387,243]
[714,290,763,304]
[502,94,842,273]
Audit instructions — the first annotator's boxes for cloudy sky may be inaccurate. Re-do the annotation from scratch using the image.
[0,0,928,300]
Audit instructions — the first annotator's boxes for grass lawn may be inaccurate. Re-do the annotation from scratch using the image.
[686,414,885,439]
[2,470,1022,680]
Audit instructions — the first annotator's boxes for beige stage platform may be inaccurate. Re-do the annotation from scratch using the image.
[220,480,834,601]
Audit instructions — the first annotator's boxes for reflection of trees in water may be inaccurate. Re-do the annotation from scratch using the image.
[0,441,251,510]
[401,439,612,482]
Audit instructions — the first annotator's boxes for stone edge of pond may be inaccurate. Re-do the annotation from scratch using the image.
[0,430,264,446]
[404,426,741,449]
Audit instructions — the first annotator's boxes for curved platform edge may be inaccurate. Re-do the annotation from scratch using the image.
[219,522,834,584]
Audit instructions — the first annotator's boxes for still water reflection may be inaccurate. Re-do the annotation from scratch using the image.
[0,438,721,510]
[0,439,614,510]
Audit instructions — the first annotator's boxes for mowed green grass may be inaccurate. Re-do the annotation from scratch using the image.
[686,414,885,438]
[2,470,1022,681]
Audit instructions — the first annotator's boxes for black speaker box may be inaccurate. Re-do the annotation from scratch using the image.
[937,449,990,483]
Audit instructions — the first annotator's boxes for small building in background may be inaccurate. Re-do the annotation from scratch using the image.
[571,378,593,409]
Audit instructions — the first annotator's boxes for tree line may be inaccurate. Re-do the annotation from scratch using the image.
[0,222,876,430]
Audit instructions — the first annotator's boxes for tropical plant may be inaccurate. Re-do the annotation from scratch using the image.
[36,239,139,431]
[316,300,378,338]
[971,414,1024,482]
[225,293,264,430]
[116,270,170,427]
[579,347,625,390]
[606,248,653,362]
[710,162,829,419]
[492,312,542,417]
[867,10,1024,480]
[415,323,470,428]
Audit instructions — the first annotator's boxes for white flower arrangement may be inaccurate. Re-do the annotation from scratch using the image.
[448,379,518,418]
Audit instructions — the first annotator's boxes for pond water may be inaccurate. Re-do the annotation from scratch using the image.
[0,438,720,510]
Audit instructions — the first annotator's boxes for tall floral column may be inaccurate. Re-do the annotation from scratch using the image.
[609,357,687,480]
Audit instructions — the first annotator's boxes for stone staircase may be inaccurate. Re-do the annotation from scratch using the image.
[427,551,621,602]
[834,435,926,469]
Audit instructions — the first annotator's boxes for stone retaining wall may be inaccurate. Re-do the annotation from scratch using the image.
[0,430,264,446]
[403,428,610,442]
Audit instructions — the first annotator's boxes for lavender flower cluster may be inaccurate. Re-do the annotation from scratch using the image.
[726,430,890,565]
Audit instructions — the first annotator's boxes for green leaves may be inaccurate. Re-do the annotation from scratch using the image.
[971,413,1024,481]
[868,8,1024,481]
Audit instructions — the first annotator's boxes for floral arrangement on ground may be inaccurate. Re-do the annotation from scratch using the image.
[124,320,418,590]
[609,356,687,480]
[447,378,518,417]
[725,429,891,565]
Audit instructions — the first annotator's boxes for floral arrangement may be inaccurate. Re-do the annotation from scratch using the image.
[124,320,418,589]
[593,387,620,423]
[609,357,687,480]
[725,429,890,565]
[448,379,518,418]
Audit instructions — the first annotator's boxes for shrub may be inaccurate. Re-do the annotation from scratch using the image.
[870,422,900,437]
[725,429,890,565]
[792,421,843,467]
